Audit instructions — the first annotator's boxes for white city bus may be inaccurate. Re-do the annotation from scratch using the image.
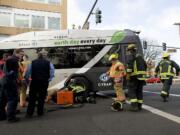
[0,29,143,96]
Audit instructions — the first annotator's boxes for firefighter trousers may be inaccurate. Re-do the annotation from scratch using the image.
[161,78,172,97]
[113,78,125,101]
[128,77,144,108]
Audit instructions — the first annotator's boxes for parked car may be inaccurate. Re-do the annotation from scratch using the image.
[146,77,161,83]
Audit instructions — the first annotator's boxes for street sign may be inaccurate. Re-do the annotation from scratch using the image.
[167,48,177,53]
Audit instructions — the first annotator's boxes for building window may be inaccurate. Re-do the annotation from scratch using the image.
[24,0,46,4]
[0,12,11,27]
[31,15,45,29]
[14,14,29,28]
[48,0,60,5]
[48,17,60,29]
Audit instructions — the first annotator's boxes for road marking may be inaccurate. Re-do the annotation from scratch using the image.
[143,104,180,124]
[126,101,180,124]
[144,90,180,97]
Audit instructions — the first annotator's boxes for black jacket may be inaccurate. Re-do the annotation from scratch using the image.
[155,59,180,76]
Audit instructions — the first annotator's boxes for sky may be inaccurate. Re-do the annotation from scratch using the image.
[67,0,180,63]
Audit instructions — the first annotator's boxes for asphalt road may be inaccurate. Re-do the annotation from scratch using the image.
[1,83,180,135]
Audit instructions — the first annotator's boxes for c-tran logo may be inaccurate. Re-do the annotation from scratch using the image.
[99,73,110,82]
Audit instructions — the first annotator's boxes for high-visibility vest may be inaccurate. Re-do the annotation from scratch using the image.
[130,55,147,80]
[159,60,174,79]
[109,61,126,78]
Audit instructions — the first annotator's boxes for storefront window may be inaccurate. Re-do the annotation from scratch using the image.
[31,15,45,29]
[14,14,29,28]
[48,17,60,29]
[0,12,11,27]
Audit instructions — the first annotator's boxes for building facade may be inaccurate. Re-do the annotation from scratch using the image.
[0,0,67,39]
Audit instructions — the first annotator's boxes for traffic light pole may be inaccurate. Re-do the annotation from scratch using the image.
[82,0,98,29]
[147,45,180,49]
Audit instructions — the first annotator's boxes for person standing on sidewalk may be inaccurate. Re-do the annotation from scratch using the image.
[0,53,10,121]
[3,49,24,122]
[25,52,54,118]
[19,54,31,107]
[155,52,180,102]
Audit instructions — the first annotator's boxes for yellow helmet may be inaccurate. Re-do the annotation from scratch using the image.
[109,53,118,61]
[162,52,170,58]
[127,44,136,50]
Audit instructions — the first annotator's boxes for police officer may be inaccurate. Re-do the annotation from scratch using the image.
[107,53,126,111]
[126,44,147,111]
[25,51,54,117]
[155,52,180,102]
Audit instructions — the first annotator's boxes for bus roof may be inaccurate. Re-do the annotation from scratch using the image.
[0,29,140,50]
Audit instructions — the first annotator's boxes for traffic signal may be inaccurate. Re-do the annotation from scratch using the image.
[95,8,102,24]
[143,41,147,49]
[162,42,166,51]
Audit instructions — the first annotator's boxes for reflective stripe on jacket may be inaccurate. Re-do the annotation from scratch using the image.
[109,61,126,78]
[159,60,174,79]
[129,54,147,80]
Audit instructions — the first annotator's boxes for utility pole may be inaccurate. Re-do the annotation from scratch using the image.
[82,0,98,29]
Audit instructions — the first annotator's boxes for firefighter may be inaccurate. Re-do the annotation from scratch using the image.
[126,44,147,111]
[107,53,126,111]
[155,52,180,102]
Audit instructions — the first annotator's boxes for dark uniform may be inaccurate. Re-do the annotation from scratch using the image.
[3,55,19,121]
[0,59,7,120]
[126,44,147,111]
[26,54,52,117]
[155,53,180,101]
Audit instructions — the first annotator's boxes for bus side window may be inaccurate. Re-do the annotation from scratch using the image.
[94,45,120,67]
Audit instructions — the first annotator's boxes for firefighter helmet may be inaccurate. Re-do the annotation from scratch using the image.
[162,52,170,58]
[111,100,123,111]
[127,44,136,50]
[109,53,118,61]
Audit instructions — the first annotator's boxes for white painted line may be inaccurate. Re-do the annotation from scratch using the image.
[143,104,180,124]
[126,100,180,124]
[144,90,180,97]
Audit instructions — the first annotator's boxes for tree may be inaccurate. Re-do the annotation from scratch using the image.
[142,39,162,76]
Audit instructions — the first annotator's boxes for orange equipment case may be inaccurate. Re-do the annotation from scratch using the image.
[57,90,74,105]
